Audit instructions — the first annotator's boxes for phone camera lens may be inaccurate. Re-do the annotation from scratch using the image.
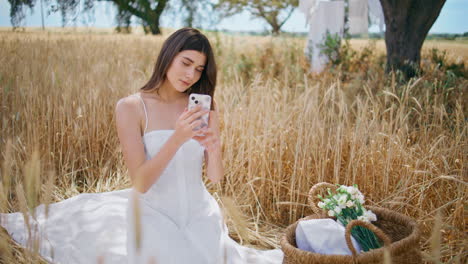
[195,100,199,104]
[191,96,195,100]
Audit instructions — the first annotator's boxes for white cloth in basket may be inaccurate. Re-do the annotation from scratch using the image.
[295,218,361,255]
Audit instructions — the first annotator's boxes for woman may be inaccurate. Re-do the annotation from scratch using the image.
[0,28,283,263]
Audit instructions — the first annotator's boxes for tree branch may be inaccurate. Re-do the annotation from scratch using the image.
[97,0,147,20]
[278,6,295,29]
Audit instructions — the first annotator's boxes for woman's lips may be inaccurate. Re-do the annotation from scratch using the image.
[180,80,190,86]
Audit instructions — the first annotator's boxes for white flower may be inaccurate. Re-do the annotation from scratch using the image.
[337,194,348,206]
[364,210,377,222]
[324,198,331,204]
[352,192,365,204]
[346,200,355,208]
[318,202,325,209]
[357,210,377,222]
[357,194,365,204]
[338,185,347,192]
[357,215,368,222]
[334,206,342,215]
[328,210,335,217]
[347,186,358,195]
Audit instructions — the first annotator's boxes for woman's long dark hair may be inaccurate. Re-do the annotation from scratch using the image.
[140,27,217,101]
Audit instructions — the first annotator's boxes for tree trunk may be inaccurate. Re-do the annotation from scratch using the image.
[150,0,167,35]
[379,0,446,78]
[110,0,167,35]
[181,0,196,27]
[271,23,281,35]
[148,18,161,35]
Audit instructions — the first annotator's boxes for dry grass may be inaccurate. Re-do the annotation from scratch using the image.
[350,39,468,63]
[0,29,466,263]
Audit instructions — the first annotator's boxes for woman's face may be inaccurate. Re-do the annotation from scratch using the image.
[165,50,206,93]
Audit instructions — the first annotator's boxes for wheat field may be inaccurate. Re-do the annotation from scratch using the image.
[0,28,466,263]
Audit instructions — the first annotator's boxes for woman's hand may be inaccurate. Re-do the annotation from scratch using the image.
[173,105,209,145]
[194,107,221,154]
[195,127,220,153]
[195,100,224,183]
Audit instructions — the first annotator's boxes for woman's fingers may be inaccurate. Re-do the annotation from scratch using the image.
[200,135,219,148]
[199,127,213,135]
[186,109,209,124]
[190,120,203,131]
[178,107,191,120]
[180,105,201,121]
[193,130,212,142]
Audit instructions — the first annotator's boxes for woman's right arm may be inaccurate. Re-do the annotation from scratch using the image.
[115,97,207,193]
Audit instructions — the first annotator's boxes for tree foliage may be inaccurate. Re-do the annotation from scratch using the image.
[169,0,217,28]
[215,0,299,35]
[8,0,170,34]
[181,0,197,27]
[8,0,95,28]
[100,0,169,34]
[9,0,40,27]
[55,0,81,27]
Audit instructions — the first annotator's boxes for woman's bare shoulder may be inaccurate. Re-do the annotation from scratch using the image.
[115,93,143,118]
[116,93,140,109]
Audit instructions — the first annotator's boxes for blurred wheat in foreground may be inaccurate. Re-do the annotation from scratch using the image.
[0,29,466,263]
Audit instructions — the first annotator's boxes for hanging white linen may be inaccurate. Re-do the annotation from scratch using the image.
[298,0,319,24]
[349,0,369,35]
[303,0,345,73]
[299,0,385,73]
[368,0,385,33]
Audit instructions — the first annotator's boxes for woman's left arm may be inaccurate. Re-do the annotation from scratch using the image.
[204,129,223,183]
[194,100,224,183]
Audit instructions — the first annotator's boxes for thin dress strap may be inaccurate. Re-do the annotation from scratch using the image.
[135,93,148,134]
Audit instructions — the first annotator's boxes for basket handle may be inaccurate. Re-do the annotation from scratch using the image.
[344,220,392,257]
[308,182,337,214]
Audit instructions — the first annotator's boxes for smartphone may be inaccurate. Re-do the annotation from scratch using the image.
[188,93,211,134]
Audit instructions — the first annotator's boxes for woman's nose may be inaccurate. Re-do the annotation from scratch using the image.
[185,68,195,80]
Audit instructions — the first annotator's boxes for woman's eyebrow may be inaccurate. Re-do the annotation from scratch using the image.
[182,56,205,68]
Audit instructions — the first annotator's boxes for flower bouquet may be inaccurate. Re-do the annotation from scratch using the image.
[317,184,382,252]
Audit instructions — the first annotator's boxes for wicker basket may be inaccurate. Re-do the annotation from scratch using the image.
[280,183,422,264]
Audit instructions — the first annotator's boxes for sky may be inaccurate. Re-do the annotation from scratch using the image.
[0,0,466,34]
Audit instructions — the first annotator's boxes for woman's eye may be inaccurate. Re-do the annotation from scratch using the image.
[196,68,203,73]
[182,62,189,66]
